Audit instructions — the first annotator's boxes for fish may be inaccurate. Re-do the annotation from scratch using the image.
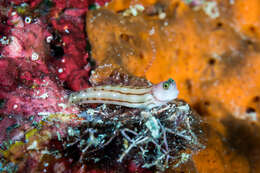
[68,78,179,110]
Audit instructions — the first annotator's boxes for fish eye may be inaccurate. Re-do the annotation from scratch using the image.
[163,82,170,89]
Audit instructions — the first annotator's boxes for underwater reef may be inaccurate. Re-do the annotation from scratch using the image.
[1,0,260,172]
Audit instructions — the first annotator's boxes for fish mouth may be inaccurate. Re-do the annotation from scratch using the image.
[151,87,169,104]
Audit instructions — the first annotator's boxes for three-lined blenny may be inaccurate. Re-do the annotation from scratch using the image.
[68,78,179,110]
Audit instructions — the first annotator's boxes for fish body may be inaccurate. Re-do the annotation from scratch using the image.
[69,78,179,110]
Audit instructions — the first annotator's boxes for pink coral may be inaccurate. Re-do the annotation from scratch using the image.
[0,10,79,117]
[3,17,51,63]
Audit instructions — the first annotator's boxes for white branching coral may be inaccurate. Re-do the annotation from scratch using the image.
[63,101,204,171]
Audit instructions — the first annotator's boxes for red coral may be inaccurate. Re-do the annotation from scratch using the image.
[7,0,42,7]
[94,0,110,6]
[7,0,31,5]
[0,58,78,117]
[29,0,43,8]
[67,69,90,91]
[50,8,90,91]
[51,0,88,12]
[128,161,153,173]
[0,117,18,143]
[0,59,18,91]
[19,71,33,86]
